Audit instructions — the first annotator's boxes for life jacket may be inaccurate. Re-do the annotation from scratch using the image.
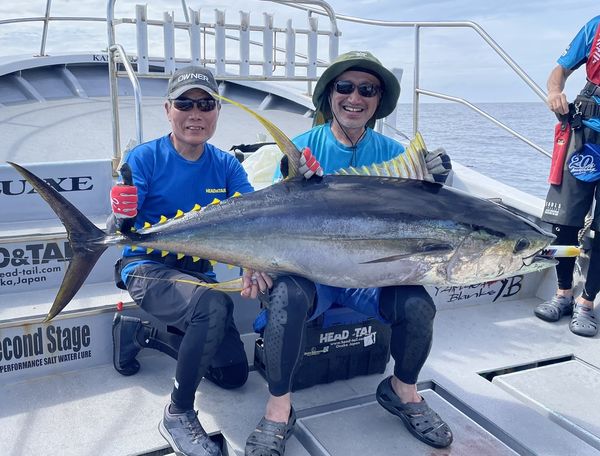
[586,22,600,85]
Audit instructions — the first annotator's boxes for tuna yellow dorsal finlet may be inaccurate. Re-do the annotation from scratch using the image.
[177,253,184,260]
[210,198,221,205]
[192,204,201,211]
[143,222,151,229]
[232,192,242,197]
[159,215,168,223]
[175,210,184,219]
[333,132,431,181]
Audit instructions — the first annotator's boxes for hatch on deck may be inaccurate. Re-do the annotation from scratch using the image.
[492,359,600,452]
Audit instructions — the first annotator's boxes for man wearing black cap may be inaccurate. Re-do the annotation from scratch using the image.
[109,65,271,456]
[245,51,452,456]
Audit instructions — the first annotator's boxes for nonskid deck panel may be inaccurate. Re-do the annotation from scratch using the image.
[1,298,598,456]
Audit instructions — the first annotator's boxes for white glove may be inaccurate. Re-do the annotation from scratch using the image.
[298,147,324,179]
[425,147,452,183]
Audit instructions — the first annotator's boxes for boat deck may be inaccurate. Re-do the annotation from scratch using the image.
[1,55,599,456]
[1,296,599,456]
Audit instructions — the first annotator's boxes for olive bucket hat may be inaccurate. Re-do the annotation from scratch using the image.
[312,50,400,127]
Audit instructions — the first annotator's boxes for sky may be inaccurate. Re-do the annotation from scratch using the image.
[0,0,597,103]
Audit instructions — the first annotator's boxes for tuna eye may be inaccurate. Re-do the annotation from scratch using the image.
[514,238,531,253]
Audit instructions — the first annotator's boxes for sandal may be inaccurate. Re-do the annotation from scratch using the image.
[569,304,598,337]
[245,408,296,456]
[534,295,574,322]
[376,376,453,449]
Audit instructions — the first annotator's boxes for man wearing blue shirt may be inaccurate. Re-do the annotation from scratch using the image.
[245,51,453,456]
[537,17,600,337]
[110,66,271,456]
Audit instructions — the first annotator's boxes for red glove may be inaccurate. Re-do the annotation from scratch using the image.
[110,185,138,219]
[298,147,323,179]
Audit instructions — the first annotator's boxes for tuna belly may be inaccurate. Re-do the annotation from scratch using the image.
[277,242,446,288]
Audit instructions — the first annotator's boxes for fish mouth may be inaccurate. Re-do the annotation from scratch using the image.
[521,253,558,270]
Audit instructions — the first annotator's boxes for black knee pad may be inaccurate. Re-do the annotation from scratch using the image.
[205,361,249,389]
[268,276,314,321]
[379,286,435,325]
[264,276,314,388]
[403,295,436,331]
[189,289,232,325]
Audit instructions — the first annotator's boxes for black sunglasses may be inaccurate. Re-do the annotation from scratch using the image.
[334,80,381,98]
[171,97,218,112]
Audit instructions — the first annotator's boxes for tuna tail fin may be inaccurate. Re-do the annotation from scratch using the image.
[214,93,302,178]
[7,162,109,321]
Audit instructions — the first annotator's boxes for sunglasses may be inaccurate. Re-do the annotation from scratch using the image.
[333,80,381,98]
[171,97,218,112]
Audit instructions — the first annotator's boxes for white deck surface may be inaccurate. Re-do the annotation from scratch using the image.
[1,297,598,456]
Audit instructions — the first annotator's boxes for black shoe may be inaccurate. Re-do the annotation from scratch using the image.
[112,313,143,376]
[159,404,222,456]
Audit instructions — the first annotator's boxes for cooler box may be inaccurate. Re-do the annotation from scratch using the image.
[254,306,391,391]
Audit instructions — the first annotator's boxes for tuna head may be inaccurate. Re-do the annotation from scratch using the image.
[444,206,556,284]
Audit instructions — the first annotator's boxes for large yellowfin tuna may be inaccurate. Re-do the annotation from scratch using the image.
[7,99,557,321]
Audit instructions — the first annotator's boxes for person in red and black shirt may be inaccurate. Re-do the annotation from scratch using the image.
[537,16,600,337]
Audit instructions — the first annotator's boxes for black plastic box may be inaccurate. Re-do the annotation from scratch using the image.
[254,306,391,391]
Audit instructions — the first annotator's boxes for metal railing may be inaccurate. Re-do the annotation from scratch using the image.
[0,0,108,57]
[105,0,341,169]
[281,3,552,158]
[1,0,551,159]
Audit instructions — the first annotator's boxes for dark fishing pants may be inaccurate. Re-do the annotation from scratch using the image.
[552,224,600,301]
[543,124,600,300]
[126,262,247,410]
[263,276,435,396]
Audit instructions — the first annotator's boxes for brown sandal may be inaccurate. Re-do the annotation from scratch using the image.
[245,408,296,456]
[376,376,453,448]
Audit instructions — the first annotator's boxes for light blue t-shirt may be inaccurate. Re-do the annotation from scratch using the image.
[558,15,600,132]
[288,123,406,321]
[294,123,405,172]
[120,134,253,282]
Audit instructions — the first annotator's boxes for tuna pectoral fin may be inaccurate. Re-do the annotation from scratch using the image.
[8,162,110,321]
[213,94,302,178]
[360,243,453,264]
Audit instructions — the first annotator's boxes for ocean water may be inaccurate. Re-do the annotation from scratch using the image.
[393,102,554,199]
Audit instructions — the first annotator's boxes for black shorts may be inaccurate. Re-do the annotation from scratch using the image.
[542,126,600,230]
[125,262,246,368]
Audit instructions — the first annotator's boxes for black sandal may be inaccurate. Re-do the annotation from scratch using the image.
[376,376,453,448]
[569,304,598,337]
[245,408,296,456]
[534,295,574,322]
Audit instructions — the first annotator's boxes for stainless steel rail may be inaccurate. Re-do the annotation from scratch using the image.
[1,0,551,158]
[0,0,106,57]
[110,43,144,154]
[277,2,552,157]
